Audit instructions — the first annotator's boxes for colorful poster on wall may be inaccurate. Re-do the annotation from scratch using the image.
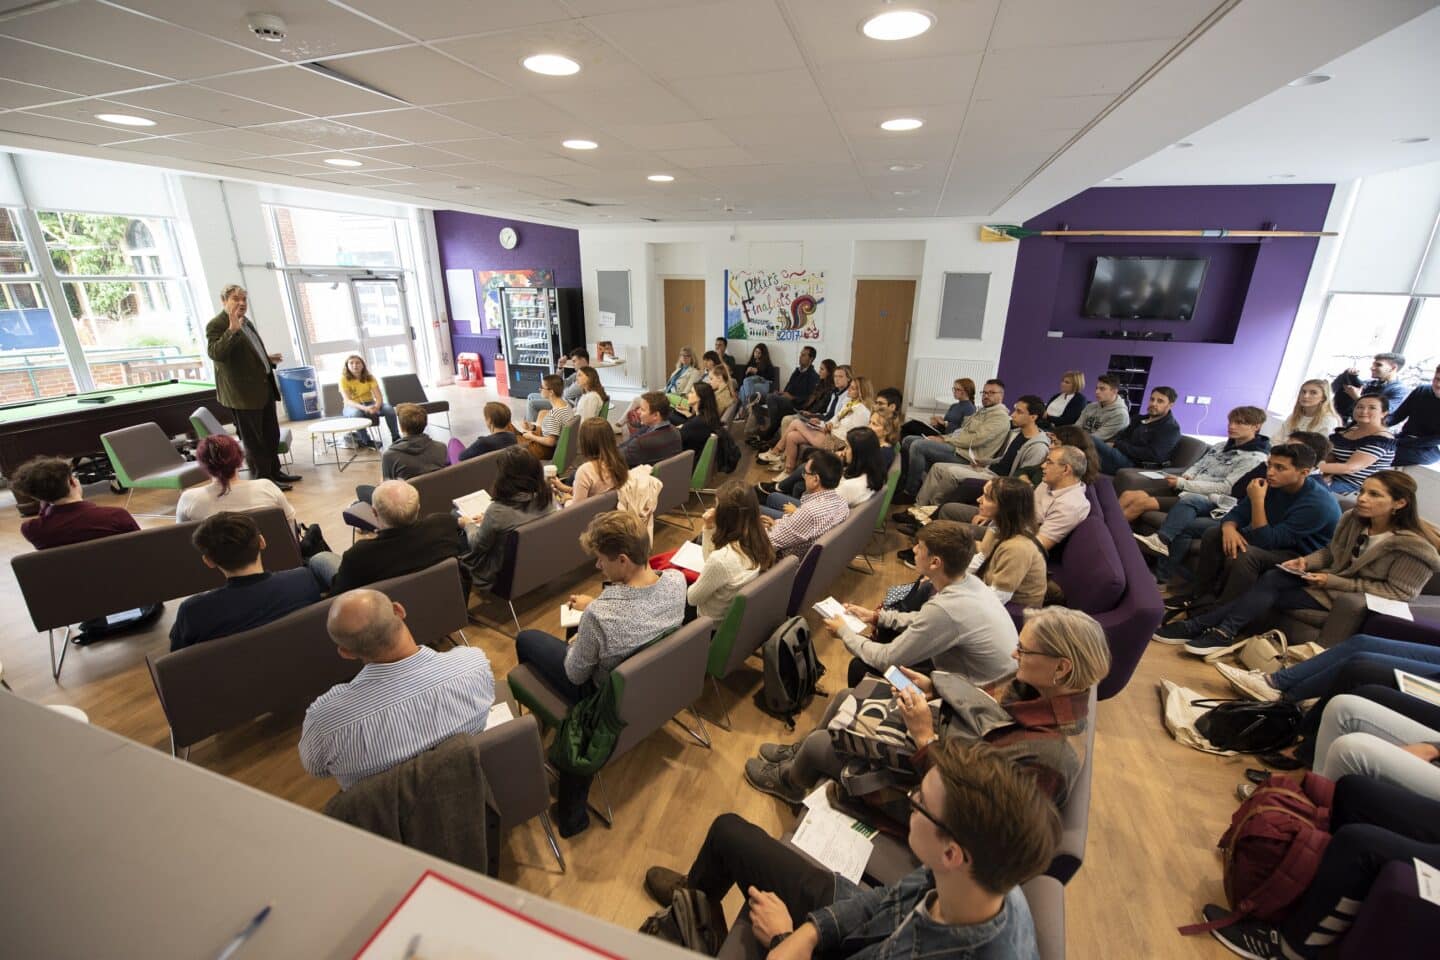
[724,269,824,342]
[477,269,554,334]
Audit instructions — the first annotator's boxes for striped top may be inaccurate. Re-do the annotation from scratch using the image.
[540,402,577,438]
[1325,429,1396,493]
[299,646,495,789]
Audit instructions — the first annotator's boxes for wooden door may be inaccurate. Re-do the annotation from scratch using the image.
[851,279,916,396]
[663,279,706,371]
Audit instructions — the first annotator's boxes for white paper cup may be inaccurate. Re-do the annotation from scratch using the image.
[544,464,559,479]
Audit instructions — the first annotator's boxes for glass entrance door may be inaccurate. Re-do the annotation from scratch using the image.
[286,272,416,390]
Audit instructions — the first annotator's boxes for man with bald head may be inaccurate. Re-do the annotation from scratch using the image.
[299,589,493,789]
[321,479,470,595]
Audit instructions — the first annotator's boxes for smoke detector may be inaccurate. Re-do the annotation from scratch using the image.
[247,13,287,42]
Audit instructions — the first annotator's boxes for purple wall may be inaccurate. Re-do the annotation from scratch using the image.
[432,210,582,375]
[996,184,1334,432]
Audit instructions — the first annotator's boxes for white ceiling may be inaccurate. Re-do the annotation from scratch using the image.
[0,0,1434,224]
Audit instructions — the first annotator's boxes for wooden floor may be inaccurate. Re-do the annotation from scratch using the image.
[0,385,1244,958]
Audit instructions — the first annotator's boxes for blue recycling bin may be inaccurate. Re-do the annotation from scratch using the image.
[276,366,321,421]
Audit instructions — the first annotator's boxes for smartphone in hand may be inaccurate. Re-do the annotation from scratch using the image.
[885,665,918,694]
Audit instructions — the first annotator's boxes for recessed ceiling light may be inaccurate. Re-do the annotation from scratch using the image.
[1104,176,1125,182]
[1269,173,1297,179]
[1173,141,1194,149]
[562,139,598,150]
[892,189,918,197]
[861,9,935,41]
[1288,74,1330,87]
[647,174,675,182]
[94,113,155,127]
[880,117,923,132]
[324,157,363,167]
[523,54,580,76]
[887,162,923,172]
[1396,136,1431,144]
[895,207,908,212]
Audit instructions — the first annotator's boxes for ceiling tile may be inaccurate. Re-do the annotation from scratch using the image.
[111,83,307,126]
[321,47,511,107]
[247,118,400,150]
[668,69,826,118]
[0,36,167,95]
[562,1,712,14]
[711,112,845,149]
[432,97,578,137]
[342,0,573,42]
[28,98,223,136]
[427,140,539,163]
[228,155,333,175]
[199,65,404,117]
[347,143,471,166]
[108,137,260,164]
[171,127,312,155]
[990,0,1215,49]
[117,0,411,62]
[0,77,75,110]
[487,156,595,177]
[1,1,274,80]
[657,145,759,168]
[0,111,146,145]
[539,77,699,126]
[815,54,982,110]
[606,120,735,151]
[835,105,967,143]
[846,134,959,163]
[436,21,637,92]
[784,0,1000,66]
[298,170,407,187]
[333,108,487,143]
[974,40,1173,99]
[584,0,803,80]
[964,94,1115,131]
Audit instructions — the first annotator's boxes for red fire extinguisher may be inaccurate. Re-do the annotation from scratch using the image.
[456,352,484,387]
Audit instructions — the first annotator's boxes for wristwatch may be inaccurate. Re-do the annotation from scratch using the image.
[768,931,792,950]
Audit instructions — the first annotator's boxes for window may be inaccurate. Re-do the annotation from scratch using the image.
[270,206,404,268]
[1404,298,1440,375]
[1308,292,1439,393]
[0,209,72,402]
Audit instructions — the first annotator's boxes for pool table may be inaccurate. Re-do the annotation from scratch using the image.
[0,381,227,477]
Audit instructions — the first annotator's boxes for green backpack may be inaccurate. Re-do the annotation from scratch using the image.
[547,672,626,776]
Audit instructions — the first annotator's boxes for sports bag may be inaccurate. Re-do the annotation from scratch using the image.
[547,672,625,776]
[1193,698,1303,754]
[1180,773,1333,935]
[754,616,825,728]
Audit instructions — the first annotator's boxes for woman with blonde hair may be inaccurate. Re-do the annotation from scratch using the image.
[688,480,776,620]
[339,354,399,448]
[869,408,900,470]
[664,346,702,396]
[1281,378,1341,441]
[1038,370,1087,430]
[552,417,629,505]
[574,365,608,422]
[706,358,736,413]
[760,366,872,470]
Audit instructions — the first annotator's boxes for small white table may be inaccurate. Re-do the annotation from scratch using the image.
[306,417,377,472]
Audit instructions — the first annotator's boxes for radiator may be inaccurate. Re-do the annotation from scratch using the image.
[910,357,996,407]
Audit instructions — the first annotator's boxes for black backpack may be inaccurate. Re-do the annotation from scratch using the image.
[754,616,825,728]
[1194,699,1304,754]
[714,429,742,474]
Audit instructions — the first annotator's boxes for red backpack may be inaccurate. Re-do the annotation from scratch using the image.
[1180,772,1334,936]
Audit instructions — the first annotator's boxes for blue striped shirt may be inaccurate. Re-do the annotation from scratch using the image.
[299,646,494,789]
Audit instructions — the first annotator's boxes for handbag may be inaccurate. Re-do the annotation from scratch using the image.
[1193,699,1303,754]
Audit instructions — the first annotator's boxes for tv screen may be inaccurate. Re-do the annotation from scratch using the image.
[1084,256,1208,321]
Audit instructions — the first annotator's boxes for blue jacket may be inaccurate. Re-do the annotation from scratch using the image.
[812,869,1039,960]
[1221,475,1340,553]
[1112,411,1182,466]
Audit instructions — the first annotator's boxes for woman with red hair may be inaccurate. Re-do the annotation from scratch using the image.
[177,434,297,528]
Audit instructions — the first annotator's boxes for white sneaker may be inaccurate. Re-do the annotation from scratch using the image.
[1216,661,1282,702]
[1133,532,1170,557]
[757,451,781,463]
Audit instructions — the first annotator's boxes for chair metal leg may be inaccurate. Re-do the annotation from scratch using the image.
[49,626,72,681]
[705,675,734,731]
[538,811,567,873]
[508,602,521,634]
[167,729,190,761]
[455,628,471,647]
[674,707,713,749]
[589,771,615,827]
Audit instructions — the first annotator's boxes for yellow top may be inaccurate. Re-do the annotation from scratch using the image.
[340,374,377,405]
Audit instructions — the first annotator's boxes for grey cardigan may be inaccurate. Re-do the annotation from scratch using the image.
[463,497,551,592]
[1299,510,1440,608]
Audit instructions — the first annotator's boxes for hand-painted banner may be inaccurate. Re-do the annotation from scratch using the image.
[724,268,824,342]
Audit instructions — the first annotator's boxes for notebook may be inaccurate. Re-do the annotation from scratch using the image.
[453,489,492,518]
[669,539,706,573]
[814,596,867,634]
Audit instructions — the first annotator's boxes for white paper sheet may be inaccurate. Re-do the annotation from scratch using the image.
[670,540,706,573]
[598,310,616,327]
[1138,470,1168,480]
[453,489,492,518]
[814,596,867,635]
[1417,858,1440,907]
[1365,593,1414,620]
[559,603,583,629]
[486,703,515,727]
[444,269,482,336]
[790,803,877,884]
[1395,669,1440,708]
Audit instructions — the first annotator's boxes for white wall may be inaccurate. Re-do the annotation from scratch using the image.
[578,219,1017,397]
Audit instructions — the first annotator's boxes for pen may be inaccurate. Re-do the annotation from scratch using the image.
[214,903,271,960]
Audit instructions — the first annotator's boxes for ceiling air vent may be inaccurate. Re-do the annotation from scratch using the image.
[300,61,409,105]
[559,198,624,208]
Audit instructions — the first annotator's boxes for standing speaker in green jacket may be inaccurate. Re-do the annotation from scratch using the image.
[205,284,298,486]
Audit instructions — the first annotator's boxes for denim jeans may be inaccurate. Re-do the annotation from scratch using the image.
[306,550,341,589]
[1274,634,1440,700]
[515,629,588,702]
[1154,493,1219,581]
[525,393,548,425]
[904,438,963,495]
[1093,439,1134,475]
[1189,567,1326,637]
[1316,694,1440,795]
[343,403,398,443]
[739,375,771,405]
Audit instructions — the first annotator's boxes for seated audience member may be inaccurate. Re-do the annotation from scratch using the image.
[1389,363,1440,466]
[901,377,975,440]
[914,394,1050,506]
[753,357,837,445]
[13,454,139,548]
[1094,386,1180,474]
[870,408,900,470]
[169,511,322,651]
[459,446,554,594]
[706,357,736,414]
[642,739,1061,958]
[737,343,779,405]
[1155,470,1440,654]
[356,403,446,502]
[1037,370,1087,430]
[1332,351,1407,423]
[1277,378,1341,441]
[178,434,296,524]
[299,588,494,789]
[676,381,722,459]
[898,379,1012,502]
[1156,441,1339,604]
[750,344,820,418]
[339,354,399,449]
[1050,425,1101,485]
[459,401,519,462]
[932,444,1091,554]
[766,449,851,560]
[314,479,466,593]
[1216,631,1440,706]
[518,374,576,460]
[714,336,739,377]
[746,605,1109,807]
[515,510,686,835]
[526,347,588,424]
[664,346,703,396]
[620,391,684,467]
[689,480,775,621]
[1320,394,1396,493]
[761,426,886,516]
[1120,405,1269,523]
[831,521,1018,687]
[873,386,903,422]
[973,477,1048,608]
[573,365,607,422]
[760,368,872,471]
[552,418,628,505]
[1075,373,1130,442]
[1308,693,1440,796]
[1201,774,1440,960]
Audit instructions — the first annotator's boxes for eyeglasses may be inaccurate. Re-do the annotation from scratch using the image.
[1015,644,1058,659]
[907,786,952,837]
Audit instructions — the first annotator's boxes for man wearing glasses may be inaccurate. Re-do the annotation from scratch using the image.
[639,739,1060,958]
[766,449,850,561]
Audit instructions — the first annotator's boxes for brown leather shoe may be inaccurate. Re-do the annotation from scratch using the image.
[644,866,687,907]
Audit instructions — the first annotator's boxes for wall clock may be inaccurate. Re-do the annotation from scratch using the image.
[498,226,518,250]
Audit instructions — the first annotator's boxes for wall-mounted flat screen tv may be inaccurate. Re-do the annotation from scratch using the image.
[1083,256,1208,321]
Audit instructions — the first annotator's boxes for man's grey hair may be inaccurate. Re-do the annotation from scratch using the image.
[327,589,401,659]
[372,479,420,528]
[1052,445,1088,480]
[220,283,246,301]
